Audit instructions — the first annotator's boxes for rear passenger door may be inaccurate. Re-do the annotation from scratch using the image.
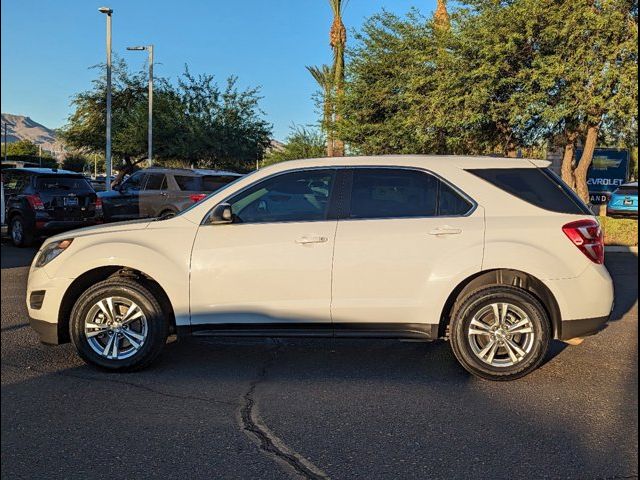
[331,168,485,328]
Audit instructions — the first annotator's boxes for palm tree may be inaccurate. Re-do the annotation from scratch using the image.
[329,0,347,156]
[434,0,450,31]
[306,64,335,157]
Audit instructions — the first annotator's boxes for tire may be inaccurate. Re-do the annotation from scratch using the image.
[449,286,551,381]
[10,215,34,247]
[70,277,169,371]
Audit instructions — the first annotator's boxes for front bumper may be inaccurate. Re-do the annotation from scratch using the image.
[29,317,61,345]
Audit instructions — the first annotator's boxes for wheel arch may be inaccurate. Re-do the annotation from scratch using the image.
[439,269,561,339]
[57,266,176,344]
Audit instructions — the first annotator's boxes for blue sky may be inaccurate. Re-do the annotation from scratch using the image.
[1,0,438,141]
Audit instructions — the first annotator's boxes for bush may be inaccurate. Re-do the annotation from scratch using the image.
[599,216,639,246]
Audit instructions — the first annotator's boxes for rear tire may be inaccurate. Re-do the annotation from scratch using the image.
[70,277,169,371]
[10,215,34,247]
[449,286,550,381]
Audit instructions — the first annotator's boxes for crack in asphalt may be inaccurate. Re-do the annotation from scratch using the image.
[238,344,329,480]
[2,361,236,407]
[0,323,28,333]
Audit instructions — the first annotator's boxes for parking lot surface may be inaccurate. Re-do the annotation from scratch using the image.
[1,242,637,480]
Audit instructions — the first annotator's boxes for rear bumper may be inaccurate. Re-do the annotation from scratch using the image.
[558,314,610,341]
[37,219,101,232]
[29,317,60,345]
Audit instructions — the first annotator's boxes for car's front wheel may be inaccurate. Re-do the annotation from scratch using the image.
[449,286,551,381]
[70,277,169,371]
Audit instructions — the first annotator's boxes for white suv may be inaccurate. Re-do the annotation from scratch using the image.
[26,156,614,380]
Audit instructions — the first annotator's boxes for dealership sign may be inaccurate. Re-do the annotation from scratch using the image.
[578,148,630,204]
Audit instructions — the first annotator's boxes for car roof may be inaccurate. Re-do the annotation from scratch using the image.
[256,155,551,171]
[4,167,82,175]
[141,167,242,177]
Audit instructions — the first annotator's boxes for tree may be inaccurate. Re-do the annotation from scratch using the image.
[329,0,348,156]
[306,65,335,156]
[60,59,273,182]
[262,126,327,166]
[4,139,38,156]
[61,154,89,173]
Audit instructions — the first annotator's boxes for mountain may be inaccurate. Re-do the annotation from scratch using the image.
[1,113,63,153]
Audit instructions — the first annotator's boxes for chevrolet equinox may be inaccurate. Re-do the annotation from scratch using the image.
[26,156,614,381]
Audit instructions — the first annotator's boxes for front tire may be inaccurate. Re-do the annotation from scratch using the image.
[449,286,551,381]
[70,277,169,371]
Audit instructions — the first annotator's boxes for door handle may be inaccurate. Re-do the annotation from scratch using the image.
[295,235,329,245]
[429,226,463,236]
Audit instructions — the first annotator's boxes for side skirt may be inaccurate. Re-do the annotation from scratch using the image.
[177,323,440,341]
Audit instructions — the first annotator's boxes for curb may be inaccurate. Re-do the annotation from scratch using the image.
[605,246,638,253]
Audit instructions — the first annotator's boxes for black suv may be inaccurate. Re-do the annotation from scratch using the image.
[3,168,102,247]
[98,168,242,221]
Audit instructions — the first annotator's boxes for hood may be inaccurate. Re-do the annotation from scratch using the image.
[45,219,152,243]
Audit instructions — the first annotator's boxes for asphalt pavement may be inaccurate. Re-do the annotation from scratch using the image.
[1,241,637,480]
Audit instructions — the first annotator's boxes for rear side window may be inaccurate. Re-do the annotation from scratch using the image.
[36,176,93,192]
[439,182,473,216]
[175,175,202,191]
[2,173,28,194]
[202,175,240,192]
[467,168,592,215]
[349,169,438,219]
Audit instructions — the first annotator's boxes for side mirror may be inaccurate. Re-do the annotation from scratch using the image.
[209,203,233,225]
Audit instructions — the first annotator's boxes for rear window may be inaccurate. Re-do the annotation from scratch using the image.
[467,167,592,215]
[616,185,638,196]
[36,176,93,193]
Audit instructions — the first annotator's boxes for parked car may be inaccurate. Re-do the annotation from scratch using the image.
[98,168,242,221]
[26,156,614,380]
[3,168,102,247]
[87,175,117,192]
[607,182,638,218]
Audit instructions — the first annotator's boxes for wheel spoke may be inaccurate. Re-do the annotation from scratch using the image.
[102,334,115,357]
[97,300,114,322]
[478,338,497,360]
[508,326,534,335]
[85,322,109,338]
[505,337,527,357]
[122,304,144,324]
[506,318,530,332]
[111,335,119,358]
[502,339,519,363]
[470,318,493,332]
[121,330,142,349]
[492,304,501,326]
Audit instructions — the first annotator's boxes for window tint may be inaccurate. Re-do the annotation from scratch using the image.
[616,185,638,196]
[122,172,145,191]
[145,173,166,191]
[202,175,240,192]
[349,169,438,219]
[175,175,201,191]
[229,170,335,223]
[467,168,592,215]
[36,176,93,192]
[2,173,26,194]
[439,182,473,216]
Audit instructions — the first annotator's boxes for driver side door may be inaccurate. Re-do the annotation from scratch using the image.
[189,169,339,331]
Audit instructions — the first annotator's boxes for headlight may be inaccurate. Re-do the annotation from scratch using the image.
[35,239,74,268]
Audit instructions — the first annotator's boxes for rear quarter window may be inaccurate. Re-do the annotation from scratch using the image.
[201,175,240,192]
[175,175,202,191]
[467,167,592,215]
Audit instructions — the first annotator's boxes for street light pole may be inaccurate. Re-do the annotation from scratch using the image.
[99,7,113,190]
[127,45,154,166]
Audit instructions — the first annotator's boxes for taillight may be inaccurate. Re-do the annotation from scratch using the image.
[562,219,605,264]
[189,193,207,203]
[95,197,103,211]
[25,194,45,210]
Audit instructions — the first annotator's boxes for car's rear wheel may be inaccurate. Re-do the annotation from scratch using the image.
[449,286,550,381]
[70,277,169,371]
[10,215,34,247]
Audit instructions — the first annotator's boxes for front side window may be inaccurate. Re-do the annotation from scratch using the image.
[145,173,166,191]
[122,172,145,192]
[228,169,336,224]
[349,169,438,219]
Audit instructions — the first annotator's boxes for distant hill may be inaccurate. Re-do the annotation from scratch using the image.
[1,113,64,153]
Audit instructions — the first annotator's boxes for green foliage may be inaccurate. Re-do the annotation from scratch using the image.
[599,216,639,246]
[2,139,39,156]
[61,154,89,173]
[338,0,638,173]
[263,126,327,167]
[60,59,273,173]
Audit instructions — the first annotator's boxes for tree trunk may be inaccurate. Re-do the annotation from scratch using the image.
[561,134,577,189]
[573,125,599,203]
[323,93,335,157]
